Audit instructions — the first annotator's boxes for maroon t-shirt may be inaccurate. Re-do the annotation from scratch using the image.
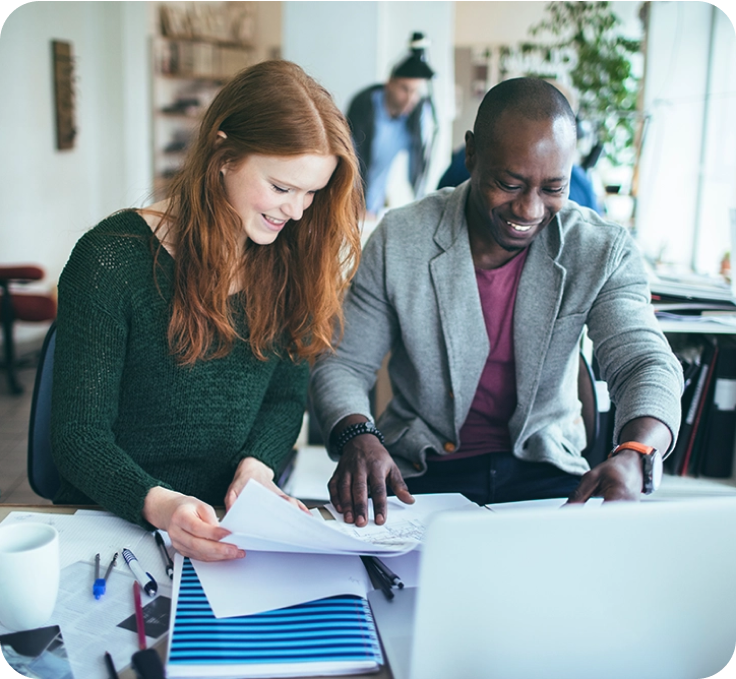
[433,248,528,461]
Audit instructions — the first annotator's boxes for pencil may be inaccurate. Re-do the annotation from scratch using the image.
[133,581,147,651]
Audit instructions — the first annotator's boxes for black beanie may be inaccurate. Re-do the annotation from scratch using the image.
[391,32,435,79]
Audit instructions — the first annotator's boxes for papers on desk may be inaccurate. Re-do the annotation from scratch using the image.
[0,509,172,679]
[220,479,479,556]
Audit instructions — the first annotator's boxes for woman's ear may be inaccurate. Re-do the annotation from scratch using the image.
[216,131,228,175]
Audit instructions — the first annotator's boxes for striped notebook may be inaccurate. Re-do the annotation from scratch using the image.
[167,558,384,678]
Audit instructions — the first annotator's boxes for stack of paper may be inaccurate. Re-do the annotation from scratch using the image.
[165,484,482,677]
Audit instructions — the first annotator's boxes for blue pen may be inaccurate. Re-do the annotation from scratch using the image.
[93,552,117,599]
[122,548,158,596]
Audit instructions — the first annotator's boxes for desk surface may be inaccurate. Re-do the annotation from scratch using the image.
[0,505,394,679]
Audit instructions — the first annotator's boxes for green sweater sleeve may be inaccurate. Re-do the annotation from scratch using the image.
[234,355,310,475]
[51,232,172,528]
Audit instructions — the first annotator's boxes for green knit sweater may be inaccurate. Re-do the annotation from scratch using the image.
[51,210,309,527]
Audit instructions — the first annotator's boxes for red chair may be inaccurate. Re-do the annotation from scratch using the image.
[0,265,57,394]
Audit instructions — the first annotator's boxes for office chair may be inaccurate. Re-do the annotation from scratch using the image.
[27,321,61,500]
[578,351,606,465]
[0,265,57,394]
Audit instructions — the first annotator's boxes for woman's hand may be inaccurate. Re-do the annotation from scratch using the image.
[225,456,310,514]
[143,486,244,562]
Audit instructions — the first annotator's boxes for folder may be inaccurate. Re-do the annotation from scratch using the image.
[665,349,704,475]
[167,558,383,678]
[680,338,719,476]
[665,337,710,475]
[699,337,736,478]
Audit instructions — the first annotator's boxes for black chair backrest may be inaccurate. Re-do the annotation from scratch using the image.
[27,321,60,500]
[578,351,601,463]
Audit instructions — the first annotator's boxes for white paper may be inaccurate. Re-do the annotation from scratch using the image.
[323,493,483,548]
[0,559,171,679]
[221,480,422,555]
[486,497,604,512]
[191,552,372,618]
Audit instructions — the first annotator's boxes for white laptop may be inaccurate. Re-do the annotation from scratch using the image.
[368,497,736,679]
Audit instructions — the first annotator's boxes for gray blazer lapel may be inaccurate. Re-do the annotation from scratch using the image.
[429,185,490,432]
[512,217,565,425]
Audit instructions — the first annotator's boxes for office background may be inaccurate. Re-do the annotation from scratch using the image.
[0,1,735,501]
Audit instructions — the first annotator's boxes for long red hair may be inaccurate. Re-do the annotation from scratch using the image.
[161,60,362,364]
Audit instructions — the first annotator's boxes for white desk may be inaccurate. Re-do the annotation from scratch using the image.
[0,505,394,679]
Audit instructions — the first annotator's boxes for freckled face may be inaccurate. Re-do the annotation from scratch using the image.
[220,154,338,245]
[465,113,576,259]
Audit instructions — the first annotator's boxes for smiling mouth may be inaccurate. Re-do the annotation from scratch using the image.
[262,215,287,229]
[505,220,534,233]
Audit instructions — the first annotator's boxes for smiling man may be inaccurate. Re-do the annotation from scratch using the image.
[311,78,683,526]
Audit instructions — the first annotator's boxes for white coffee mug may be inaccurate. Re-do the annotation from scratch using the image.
[0,523,60,631]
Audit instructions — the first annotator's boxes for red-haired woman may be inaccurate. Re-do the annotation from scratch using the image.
[51,61,362,561]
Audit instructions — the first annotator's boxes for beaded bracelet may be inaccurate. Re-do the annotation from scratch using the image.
[334,421,385,455]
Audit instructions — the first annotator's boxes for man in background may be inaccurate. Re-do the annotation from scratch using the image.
[346,32,437,218]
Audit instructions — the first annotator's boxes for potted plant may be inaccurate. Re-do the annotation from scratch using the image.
[519,1,643,167]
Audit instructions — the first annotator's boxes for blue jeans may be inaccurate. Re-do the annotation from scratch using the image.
[404,452,582,505]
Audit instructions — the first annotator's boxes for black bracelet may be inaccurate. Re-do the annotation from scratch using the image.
[334,421,385,455]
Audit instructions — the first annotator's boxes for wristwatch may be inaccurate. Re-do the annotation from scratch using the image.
[608,441,663,495]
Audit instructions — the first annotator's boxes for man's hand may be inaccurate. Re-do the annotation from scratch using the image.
[567,448,643,503]
[328,434,414,527]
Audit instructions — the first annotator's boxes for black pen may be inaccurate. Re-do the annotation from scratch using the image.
[154,531,174,580]
[372,556,404,589]
[360,555,394,601]
[104,651,120,679]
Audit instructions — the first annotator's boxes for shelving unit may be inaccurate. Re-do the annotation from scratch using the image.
[660,320,736,496]
[150,3,257,201]
[587,316,736,498]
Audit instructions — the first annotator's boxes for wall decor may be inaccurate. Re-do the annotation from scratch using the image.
[52,40,76,150]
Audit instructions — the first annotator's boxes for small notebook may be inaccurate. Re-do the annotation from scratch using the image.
[167,558,383,678]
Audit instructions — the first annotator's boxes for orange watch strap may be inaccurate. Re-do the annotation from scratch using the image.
[609,441,656,458]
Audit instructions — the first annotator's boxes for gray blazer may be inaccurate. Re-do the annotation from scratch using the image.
[310,182,683,478]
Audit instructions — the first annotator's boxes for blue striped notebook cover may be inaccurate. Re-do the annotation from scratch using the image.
[167,557,384,678]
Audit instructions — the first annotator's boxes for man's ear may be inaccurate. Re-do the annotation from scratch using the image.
[464,130,476,175]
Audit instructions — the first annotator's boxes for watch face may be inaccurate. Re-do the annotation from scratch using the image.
[652,450,663,491]
[643,450,663,494]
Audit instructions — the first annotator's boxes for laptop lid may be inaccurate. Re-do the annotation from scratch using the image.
[401,498,736,679]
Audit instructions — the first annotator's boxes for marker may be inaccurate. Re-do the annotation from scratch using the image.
[154,531,174,580]
[104,651,120,679]
[122,548,158,596]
